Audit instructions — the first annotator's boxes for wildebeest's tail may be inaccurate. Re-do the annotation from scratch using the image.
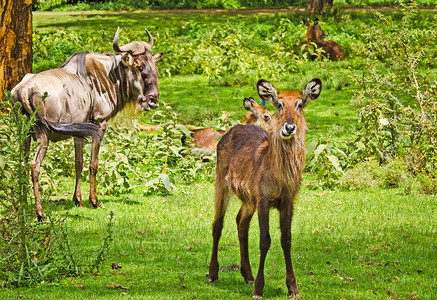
[39,117,101,139]
[24,91,101,140]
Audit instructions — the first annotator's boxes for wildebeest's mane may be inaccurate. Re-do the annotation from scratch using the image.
[60,51,119,79]
[60,51,89,78]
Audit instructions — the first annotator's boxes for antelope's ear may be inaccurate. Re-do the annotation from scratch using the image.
[257,79,278,107]
[302,78,322,107]
[153,52,163,62]
[303,19,310,27]
[243,97,255,112]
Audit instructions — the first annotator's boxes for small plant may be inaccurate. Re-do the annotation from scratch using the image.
[306,137,348,188]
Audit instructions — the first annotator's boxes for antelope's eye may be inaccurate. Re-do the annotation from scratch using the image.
[264,114,271,121]
[297,102,303,110]
[277,101,284,110]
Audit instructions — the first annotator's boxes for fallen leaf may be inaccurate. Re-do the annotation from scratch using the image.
[107,284,130,290]
[410,293,419,299]
[75,284,84,289]
[221,263,240,272]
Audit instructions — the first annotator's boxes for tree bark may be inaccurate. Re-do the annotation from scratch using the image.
[0,0,33,102]
[307,0,334,15]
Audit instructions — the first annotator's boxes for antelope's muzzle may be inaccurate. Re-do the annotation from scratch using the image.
[280,122,296,139]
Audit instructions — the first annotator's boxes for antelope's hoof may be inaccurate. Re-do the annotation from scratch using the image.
[74,199,84,208]
[252,295,262,300]
[37,214,45,222]
[90,201,101,209]
[208,277,218,284]
[289,293,301,299]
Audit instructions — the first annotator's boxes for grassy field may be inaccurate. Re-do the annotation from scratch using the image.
[0,181,436,299]
[1,8,436,299]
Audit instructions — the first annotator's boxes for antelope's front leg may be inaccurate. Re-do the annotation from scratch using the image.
[89,126,105,208]
[73,138,84,207]
[280,205,298,297]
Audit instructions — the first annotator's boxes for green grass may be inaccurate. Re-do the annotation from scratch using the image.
[0,181,435,299]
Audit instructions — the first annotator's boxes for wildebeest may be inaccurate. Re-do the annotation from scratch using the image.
[11,28,163,221]
[187,97,272,156]
[300,18,344,61]
[208,78,322,299]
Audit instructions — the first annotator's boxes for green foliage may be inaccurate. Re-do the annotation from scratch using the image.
[306,137,348,189]
[0,94,70,287]
[351,4,437,182]
[0,95,115,287]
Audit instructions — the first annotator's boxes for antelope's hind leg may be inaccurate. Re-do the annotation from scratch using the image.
[236,204,255,283]
[208,181,230,283]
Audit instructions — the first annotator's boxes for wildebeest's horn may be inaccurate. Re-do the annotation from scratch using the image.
[113,27,122,53]
[145,28,153,49]
[113,27,152,55]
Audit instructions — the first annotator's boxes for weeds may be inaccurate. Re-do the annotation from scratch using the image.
[0,94,115,287]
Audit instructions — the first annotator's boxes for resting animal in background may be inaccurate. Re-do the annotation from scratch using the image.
[186,97,272,156]
[208,78,322,299]
[11,27,163,221]
[300,18,344,61]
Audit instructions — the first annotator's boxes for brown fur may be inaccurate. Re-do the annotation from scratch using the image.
[300,19,344,61]
[208,78,322,298]
[188,98,272,155]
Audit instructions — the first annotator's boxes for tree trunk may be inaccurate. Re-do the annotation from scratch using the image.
[307,0,334,15]
[0,0,33,102]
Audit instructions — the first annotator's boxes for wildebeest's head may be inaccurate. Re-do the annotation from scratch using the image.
[113,28,163,112]
[303,18,326,41]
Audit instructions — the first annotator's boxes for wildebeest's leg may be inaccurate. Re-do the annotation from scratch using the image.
[73,138,84,207]
[89,126,105,209]
[236,204,255,283]
[253,202,270,299]
[31,134,49,222]
[280,204,298,297]
[208,182,230,283]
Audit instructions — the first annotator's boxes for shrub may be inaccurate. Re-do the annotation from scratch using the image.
[338,160,379,190]
[351,4,437,169]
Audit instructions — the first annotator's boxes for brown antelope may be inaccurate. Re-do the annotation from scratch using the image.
[300,18,344,61]
[208,78,322,299]
[188,97,272,156]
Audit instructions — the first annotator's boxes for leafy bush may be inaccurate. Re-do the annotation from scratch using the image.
[338,160,379,190]
[351,4,436,178]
